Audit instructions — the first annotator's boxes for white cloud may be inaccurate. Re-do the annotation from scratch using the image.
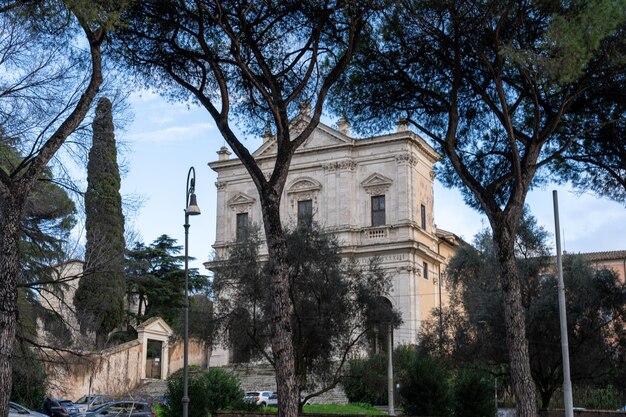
[128,122,215,143]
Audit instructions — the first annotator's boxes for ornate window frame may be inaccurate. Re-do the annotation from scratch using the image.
[228,192,256,213]
[286,177,322,211]
[361,173,393,195]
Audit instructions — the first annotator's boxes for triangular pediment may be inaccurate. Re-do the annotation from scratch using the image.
[361,173,393,188]
[137,316,173,336]
[228,192,256,206]
[361,173,393,195]
[253,122,350,158]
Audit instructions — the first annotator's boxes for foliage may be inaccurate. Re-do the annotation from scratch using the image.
[0,141,76,273]
[420,212,626,408]
[551,385,625,410]
[125,235,209,334]
[335,2,626,414]
[162,368,246,417]
[0,142,76,342]
[452,368,496,417]
[342,345,414,406]
[10,341,47,411]
[557,78,626,205]
[213,225,400,398]
[549,2,626,205]
[74,97,126,347]
[114,3,373,414]
[399,355,452,417]
[342,354,387,405]
[0,2,116,415]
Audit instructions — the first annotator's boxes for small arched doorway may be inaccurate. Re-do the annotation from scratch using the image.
[367,297,395,356]
[137,317,173,380]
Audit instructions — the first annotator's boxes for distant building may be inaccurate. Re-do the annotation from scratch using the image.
[205,115,459,366]
[37,260,85,346]
[579,250,626,281]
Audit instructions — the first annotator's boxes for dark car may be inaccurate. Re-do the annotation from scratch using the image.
[74,395,111,413]
[76,401,155,417]
[48,399,79,417]
[9,401,48,417]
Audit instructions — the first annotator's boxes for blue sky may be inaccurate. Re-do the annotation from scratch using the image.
[119,89,626,273]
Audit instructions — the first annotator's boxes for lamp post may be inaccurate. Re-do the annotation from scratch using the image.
[183,167,201,417]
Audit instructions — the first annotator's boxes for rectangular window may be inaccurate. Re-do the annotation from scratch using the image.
[371,195,386,226]
[297,199,313,227]
[421,204,426,230]
[236,212,249,241]
[423,262,429,279]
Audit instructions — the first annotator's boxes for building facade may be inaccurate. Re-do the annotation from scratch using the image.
[206,117,459,366]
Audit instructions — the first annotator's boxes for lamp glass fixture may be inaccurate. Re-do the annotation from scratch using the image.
[186,193,201,215]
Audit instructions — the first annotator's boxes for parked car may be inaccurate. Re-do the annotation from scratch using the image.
[8,402,47,417]
[266,393,278,407]
[74,395,110,413]
[617,405,626,412]
[243,391,275,407]
[48,399,79,417]
[262,393,310,408]
[76,401,155,417]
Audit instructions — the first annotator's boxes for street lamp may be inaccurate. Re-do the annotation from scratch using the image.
[183,166,201,417]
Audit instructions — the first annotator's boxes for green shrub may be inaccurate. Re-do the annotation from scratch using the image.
[342,354,388,405]
[342,345,416,406]
[577,385,620,410]
[11,344,47,410]
[399,355,451,417]
[452,369,495,417]
[162,368,246,417]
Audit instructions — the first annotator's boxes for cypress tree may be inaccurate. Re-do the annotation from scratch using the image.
[74,97,126,348]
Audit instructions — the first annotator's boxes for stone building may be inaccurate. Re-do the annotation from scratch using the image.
[206,116,460,366]
[580,250,626,281]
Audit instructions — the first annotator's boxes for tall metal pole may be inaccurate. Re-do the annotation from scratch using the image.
[553,190,573,417]
[387,324,395,416]
[182,210,190,417]
[183,167,201,417]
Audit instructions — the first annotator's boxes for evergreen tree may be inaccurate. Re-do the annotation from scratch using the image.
[334,2,626,414]
[75,97,126,348]
[420,212,626,408]
[125,235,209,331]
[115,3,371,415]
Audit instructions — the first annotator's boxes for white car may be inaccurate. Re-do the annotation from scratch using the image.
[9,402,47,417]
[244,391,276,407]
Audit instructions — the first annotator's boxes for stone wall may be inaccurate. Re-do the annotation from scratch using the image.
[45,340,143,401]
[224,363,349,405]
[44,336,211,401]
[168,338,211,374]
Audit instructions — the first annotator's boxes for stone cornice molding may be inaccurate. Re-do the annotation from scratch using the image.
[323,159,357,172]
[395,152,418,166]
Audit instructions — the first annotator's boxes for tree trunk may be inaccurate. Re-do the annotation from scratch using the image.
[0,198,25,417]
[261,195,299,417]
[493,222,537,417]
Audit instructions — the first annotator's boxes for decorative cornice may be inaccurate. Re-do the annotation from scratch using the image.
[323,159,357,172]
[395,152,418,166]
